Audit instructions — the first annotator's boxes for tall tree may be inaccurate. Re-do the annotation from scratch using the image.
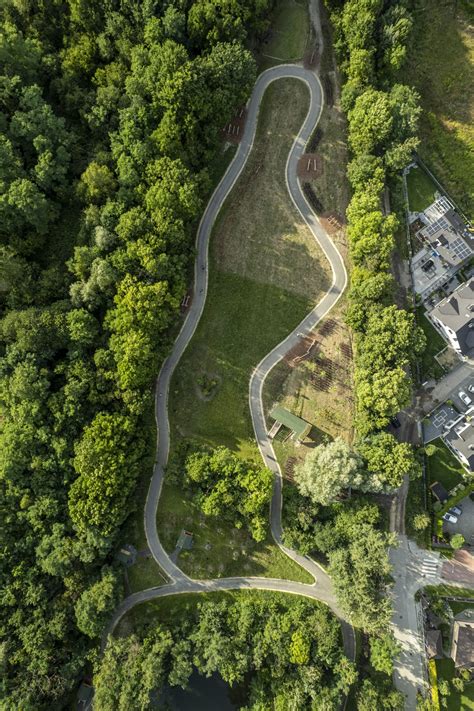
[294,438,365,505]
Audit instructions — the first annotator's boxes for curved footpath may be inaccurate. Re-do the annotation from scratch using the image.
[108,65,355,662]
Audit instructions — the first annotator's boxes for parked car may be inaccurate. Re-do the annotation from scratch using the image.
[442,512,458,524]
[459,391,472,406]
[449,505,462,516]
[390,416,401,428]
[468,384,474,393]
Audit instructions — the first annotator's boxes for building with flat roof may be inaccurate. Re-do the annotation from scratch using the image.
[451,610,474,670]
[410,196,472,301]
[429,481,450,503]
[429,278,474,359]
[426,629,443,659]
[269,406,311,442]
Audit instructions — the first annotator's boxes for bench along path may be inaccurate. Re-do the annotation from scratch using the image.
[106,64,355,663]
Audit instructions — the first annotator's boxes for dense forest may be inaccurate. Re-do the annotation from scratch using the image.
[0,0,431,707]
[0,0,272,707]
[94,593,363,710]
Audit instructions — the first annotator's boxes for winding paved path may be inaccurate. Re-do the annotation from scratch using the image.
[108,64,354,661]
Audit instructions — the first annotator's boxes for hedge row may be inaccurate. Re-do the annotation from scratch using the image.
[326,0,426,435]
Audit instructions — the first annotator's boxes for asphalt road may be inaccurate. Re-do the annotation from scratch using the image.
[111,65,355,664]
[390,537,443,708]
[105,576,354,655]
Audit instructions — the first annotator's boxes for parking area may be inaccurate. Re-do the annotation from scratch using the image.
[443,496,474,545]
[423,373,474,442]
[450,376,474,412]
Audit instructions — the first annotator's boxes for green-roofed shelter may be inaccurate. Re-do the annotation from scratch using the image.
[270,406,311,441]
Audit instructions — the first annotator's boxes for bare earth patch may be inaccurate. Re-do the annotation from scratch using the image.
[264,301,355,459]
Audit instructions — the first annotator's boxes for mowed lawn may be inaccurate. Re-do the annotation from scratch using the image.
[269,0,308,59]
[417,306,446,380]
[406,166,438,213]
[157,79,331,582]
[259,0,309,67]
[427,439,465,492]
[405,0,474,216]
[436,658,474,710]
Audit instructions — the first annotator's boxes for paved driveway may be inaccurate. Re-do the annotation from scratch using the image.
[416,362,474,417]
[390,537,442,708]
[443,496,474,545]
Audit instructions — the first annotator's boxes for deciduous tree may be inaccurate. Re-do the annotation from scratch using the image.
[294,438,365,505]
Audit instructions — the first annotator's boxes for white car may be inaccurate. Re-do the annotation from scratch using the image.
[459,391,472,406]
[442,512,458,524]
[468,384,474,393]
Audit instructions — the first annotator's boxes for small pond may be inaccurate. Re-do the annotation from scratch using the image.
[158,671,238,710]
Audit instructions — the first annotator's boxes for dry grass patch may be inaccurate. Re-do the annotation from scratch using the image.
[263,301,355,472]
[261,13,353,474]
[214,78,331,302]
[310,105,350,223]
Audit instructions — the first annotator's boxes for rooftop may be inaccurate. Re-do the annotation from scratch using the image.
[430,278,474,357]
[426,629,443,659]
[451,611,474,668]
[270,406,311,440]
[444,416,474,472]
[410,197,472,299]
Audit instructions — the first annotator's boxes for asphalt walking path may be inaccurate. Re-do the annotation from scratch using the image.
[107,64,355,663]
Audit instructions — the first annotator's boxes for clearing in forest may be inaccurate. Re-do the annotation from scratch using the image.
[262,301,354,475]
[157,78,331,582]
[263,5,354,477]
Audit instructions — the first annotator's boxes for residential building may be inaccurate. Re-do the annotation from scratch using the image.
[429,481,450,504]
[451,610,474,671]
[444,417,474,472]
[429,278,474,360]
[410,196,472,301]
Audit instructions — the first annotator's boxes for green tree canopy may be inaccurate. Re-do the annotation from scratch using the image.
[184,446,273,541]
[294,438,366,506]
[357,432,421,492]
[75,566,122,638]
[329,524,396,634]
[69,412,145,537]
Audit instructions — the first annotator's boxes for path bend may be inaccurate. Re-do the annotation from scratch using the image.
[118,64,354,659]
